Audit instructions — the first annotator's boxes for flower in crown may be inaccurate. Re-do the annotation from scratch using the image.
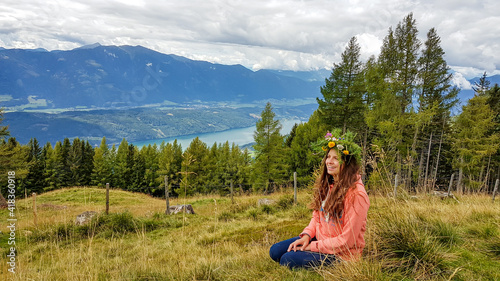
[312,129,362,164]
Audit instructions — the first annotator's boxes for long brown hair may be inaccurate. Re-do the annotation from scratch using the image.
[309,148,360,218]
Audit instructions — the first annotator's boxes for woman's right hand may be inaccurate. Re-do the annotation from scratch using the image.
[287,235,311,252]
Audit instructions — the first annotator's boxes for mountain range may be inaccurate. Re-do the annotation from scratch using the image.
[1,44,498,146]
[0,44,323,110]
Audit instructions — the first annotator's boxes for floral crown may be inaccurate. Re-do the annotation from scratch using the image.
[312,129,362,163]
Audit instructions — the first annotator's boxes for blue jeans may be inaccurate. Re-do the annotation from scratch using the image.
[269,237,337,269]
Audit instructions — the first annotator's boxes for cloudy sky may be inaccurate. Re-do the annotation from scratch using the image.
[1,0,499,84]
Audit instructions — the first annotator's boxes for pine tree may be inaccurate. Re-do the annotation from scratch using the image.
[180,137,208,195]
[24,138,45,193]
[472,72,490,96]
[367,13,422,190]
[46,141,63,190]
[418,28,457,121]
[237,148,252,192]
[68,138,83,186]
[81,141,95,186]
[131,146,147,192]
[158,140,182,196]
[203,142,220,193]
[91,137,113,187]
[284,123,297,148]
[0,138,28,200]
[114,139,132,188]
[417,27,459,189]
[452,94,499,192]
[216,141,232,193]
[59,138,72,187]
[141,144,159,189]
[486,84,500,133]
[394,13,421,113]
[288,111,326,184]
[0,111,29,199]
[317,36,365,134]
[253,102,287,192]
[485,84,500,188]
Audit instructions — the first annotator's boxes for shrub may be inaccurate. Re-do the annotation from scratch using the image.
[276,194,294,210]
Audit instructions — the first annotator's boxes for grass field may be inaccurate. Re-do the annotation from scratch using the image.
[1,187,499,280]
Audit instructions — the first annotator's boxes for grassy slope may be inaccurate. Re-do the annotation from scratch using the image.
[0,187,499,280]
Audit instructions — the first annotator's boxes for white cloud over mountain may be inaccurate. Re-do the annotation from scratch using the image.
[1,0,499,80]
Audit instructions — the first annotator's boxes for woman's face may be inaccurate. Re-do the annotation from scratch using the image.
[325,149,340,177]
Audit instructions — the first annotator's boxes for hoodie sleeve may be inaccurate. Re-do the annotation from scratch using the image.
[301,210,320,239]
[309,190,370,255]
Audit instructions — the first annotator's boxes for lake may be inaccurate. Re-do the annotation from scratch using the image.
[132,119,302,149]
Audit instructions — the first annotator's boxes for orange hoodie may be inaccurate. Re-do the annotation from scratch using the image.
[301,177,370,260]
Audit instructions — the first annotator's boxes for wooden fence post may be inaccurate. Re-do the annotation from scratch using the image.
[230,180,234,204]
[493,179,499,202]
[33,192,37,227]
[447,173,455,197]
[165,176,170,215]
[294,172,297,205]
[394,174,398,198]
[106,183,109,215]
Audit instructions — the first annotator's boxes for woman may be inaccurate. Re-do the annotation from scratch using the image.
[269,130,370,269]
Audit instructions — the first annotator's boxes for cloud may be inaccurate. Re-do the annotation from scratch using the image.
[451,72,472,90]
[0,0,499,79]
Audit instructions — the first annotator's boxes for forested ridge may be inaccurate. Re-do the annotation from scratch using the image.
[1,13,499,200]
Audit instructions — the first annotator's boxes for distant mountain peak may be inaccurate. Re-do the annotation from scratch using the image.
[75,43,102,50]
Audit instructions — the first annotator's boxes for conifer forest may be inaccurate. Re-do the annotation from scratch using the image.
[1,13,499,200]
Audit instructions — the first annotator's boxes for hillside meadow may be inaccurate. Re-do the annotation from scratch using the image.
[1,187,499,280]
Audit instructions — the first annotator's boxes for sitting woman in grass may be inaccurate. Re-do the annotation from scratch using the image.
[269,130,370,269]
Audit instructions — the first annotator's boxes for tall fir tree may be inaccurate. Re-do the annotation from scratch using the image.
[203,142,220,193]
[417,27,458,188]
[91,137,113,187]
[180,137,208,195]
[367,13,423,190]
[0,136,28,201]
[141,144,160,190]
[114,138,132,188]
[317,36,366,134]
[59,138,72,187]
[81,141,95,186]
[158,140,182,196]
[252,102,287,192]
[394,12,421,113]
[24,138,45,194]
[485,84,500,187]
[131,146,147,192]
[46,141,63,190]
[68,138,83,186]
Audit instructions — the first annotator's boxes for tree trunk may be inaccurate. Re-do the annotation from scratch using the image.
[483,155,491,191]
[424,132,433,193]
[433,129,444,190]
[397,153,403,191]
[417,149,425,193]
[361,127,368,182]
[410,122,420,193]
[457,157,464,195]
